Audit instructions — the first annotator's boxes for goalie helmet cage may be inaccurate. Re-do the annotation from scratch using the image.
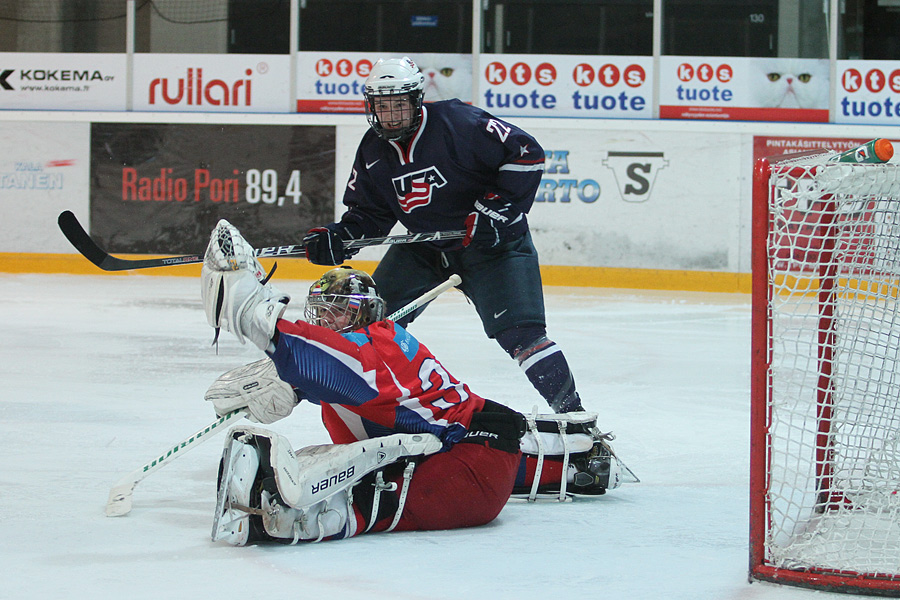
[750,149,900,596]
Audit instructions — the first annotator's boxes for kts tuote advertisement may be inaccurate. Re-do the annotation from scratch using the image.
[477,54,653,119]
[659,56,830,122]
[834,60,900,125]
[296,51,473,113]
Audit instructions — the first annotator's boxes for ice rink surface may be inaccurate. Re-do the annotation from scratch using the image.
[0,273,843,599]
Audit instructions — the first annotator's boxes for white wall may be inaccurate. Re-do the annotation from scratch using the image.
[1,109,897,276]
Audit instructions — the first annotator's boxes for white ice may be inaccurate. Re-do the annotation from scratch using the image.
[0,274,834,599]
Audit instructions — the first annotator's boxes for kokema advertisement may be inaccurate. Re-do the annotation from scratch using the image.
[132,54,291,113]
[478,54,652,119]
[89,123,336,253]
[659,56,829,122]
[0,53,126,110]
[296,52,473,113]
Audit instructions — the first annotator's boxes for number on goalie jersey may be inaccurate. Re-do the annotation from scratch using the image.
[272,316,480,449]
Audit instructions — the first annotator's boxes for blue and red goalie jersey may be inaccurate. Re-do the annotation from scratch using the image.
[268,317,485,449]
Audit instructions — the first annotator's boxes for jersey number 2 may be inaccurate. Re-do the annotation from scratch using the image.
[486,119,511,143]
[419,358,469,408]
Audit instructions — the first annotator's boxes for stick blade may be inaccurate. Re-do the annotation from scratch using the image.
[106,481,136,517]
[57,210,109,269]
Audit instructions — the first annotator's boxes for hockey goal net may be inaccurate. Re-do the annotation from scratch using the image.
[750,146,900,595]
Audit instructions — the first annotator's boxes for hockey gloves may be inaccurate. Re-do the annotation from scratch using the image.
[205,219,267,281]
[463,193,526,249]
[303,224,364,266]
[205,358,299,424]
[202,220,290,352]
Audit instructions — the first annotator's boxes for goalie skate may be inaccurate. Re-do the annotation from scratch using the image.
[212,429,268,545]
[512,409,639,502]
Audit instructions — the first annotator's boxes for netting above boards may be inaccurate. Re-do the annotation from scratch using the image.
[0,0,287,24]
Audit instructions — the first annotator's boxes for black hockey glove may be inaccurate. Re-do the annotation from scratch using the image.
[304,225,350,265]
[463,193,526,249]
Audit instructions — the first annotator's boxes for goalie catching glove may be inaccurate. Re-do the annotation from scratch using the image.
[201,220,290,352]
[204,219,267,280]
[205,358,299,424]
[463,192,527,249]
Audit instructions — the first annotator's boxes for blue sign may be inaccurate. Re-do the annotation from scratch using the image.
[411,15,438,27]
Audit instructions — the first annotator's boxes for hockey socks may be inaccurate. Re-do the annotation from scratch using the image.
[496,327,585,413]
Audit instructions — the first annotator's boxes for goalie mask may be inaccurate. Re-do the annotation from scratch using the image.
[363,57,425,142]
[305,267,386,333]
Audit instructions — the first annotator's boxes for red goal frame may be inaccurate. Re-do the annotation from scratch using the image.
[749,153,900,596]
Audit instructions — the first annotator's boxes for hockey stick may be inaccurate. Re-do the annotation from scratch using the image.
[105,273,463,517]
[58,210,465,272]
[105,408,248,516]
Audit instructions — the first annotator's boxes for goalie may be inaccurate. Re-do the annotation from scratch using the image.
[201,220,627,546]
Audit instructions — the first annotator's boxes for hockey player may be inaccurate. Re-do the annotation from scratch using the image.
[302,56,587,414]
[201,221,622,546]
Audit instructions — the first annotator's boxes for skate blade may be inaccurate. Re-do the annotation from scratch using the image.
[615,455,640,484]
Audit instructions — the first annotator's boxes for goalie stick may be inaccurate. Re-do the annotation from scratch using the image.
[105,273,463,517]
[58,210,465,272]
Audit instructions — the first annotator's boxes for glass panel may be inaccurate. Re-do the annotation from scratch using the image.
[841,0,900,59]
[482,0,653,56]
[663,0,779,57]
[0,0,126,52]
[299,0,472,53]
[133,0,290,54]
[775,0,829,58]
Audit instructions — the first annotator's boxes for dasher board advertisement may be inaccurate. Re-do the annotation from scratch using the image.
[478,54,653,119]
[835,60,900,125]
[296,52,473,113]
[528,128,742,272]
[132,54,291,113]
[0,53,126,110]
[89,123,335,254]
[0,121,90,253]
[659,56,829,122]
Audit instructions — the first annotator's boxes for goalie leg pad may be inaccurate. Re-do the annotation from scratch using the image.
[224,429,441,543]
[513,410,628,501]
[272,432,443,509]
[212,427,442,544]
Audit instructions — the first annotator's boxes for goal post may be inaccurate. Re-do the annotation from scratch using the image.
[750,142,900,595]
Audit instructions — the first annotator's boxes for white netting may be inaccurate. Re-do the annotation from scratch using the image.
[763,154,900,582]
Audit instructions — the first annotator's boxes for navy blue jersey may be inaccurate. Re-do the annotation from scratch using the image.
[338,100,545,250]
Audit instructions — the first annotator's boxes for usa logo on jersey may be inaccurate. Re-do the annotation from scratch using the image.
[392,166,447,213]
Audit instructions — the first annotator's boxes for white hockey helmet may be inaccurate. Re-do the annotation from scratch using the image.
[363,57,426,142]
[305,267,386,333]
